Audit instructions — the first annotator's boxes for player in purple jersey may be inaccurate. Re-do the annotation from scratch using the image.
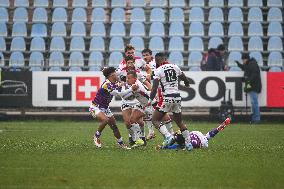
[89,67,131,149]
[156,118,231,150]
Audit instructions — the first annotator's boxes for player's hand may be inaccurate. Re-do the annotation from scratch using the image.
[131,84,138,91]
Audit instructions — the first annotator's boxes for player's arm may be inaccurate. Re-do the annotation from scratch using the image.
[148,78,159,104]
[143,80,152,90]
[179,72,190,87]
[145,64,152,81]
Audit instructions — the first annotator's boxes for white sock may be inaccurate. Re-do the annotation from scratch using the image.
[182,130,191,143]
[130,123,142,141]
[164,121,174,135]
[159,124,172,138]
[145,120,154,134]
[134,123,142,138]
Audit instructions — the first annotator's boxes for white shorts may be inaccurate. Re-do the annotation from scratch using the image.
[89,103,113,118]
[159,96,182,114]
[121,102,144,113]
[143,106,153,121]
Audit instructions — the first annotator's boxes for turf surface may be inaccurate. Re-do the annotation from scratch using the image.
[0,120,283,189]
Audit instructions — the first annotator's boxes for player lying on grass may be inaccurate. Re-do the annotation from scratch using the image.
[156,118,231,150]
[89,67,133,149]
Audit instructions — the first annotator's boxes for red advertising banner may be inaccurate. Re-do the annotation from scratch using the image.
[267,72,284,107]
[76,77,100,101]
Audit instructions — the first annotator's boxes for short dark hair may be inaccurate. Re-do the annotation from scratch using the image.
[102,67,116,78]
[127,70,137,78]
[142,48,152,55]
[124,55,135,63]
[155,52,166,59]
[241,53,250,60]
[124,44,135,53]
[217,44,226,51]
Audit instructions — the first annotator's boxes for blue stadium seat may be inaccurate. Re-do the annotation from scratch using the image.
[169,0,185,7]
[189,7,204,22]
[91,8,105,22]
[130,8,145,22]
[14,0,29,7]
[188,22,204,36]
[30,37,45,51]
[189,0,204,7]
[12,22,27,37]
[168,37,184,51]
[0,23,7,36]
[150,8,165,22]
[52,8,67,22]
[189,66,202,71]
[34,0,48,7]
[51,22,66,36]
[248,22,263,36]
[248,7,263,22]
[111,0,126,7]
[110,22,126,36]
[109,37,124,51]
[72,8,87,22]
[90,22,106,37]
[269,66,282,72]
[168,52,184,66]
[228,37,243,51]
[268,52,283,66]
[130,0,147,7]
[53,0,68,7]
[228,0,243,7]
[0,37,6,51]
[72,0,87,7]
[111,8,125,22]
[0,8,8,22]
[208,8,224,22]
[0,0,9,7]
[188,37,203,51]
[267,8,282,22]
[0,52,4,66]
[108,52,123,67]
[208,37,223,49]
[13,7,28,22]
[208,0,224,7]
[10,37,26,51]
[31,23,47,37]
[267,0,282,7]
[227,52,241,67]
[130,22,145,36]
[169,22,184,36]
[228,22,243,36]
[169,8,184,22]
[228,7,243,22]
[89,52,104,70]
[149,0,167,7]
[229,66,242,71]
[247,0,263,7]
[267,37,283,51]
[71,22,86,36]
[267,22,283,36]
[149,22,165,36]
[70,37,85,51]
[92,0,107,7]
[69,52,84,70]
[33,8,48,23]
[50,37,65,51]
[249,51,263,65]
[49,51,64,71]
[29,52,44,71]
[89,37,105,51]
[208,22,224,37]
[129,37,144,51]
[149,37,164,51]
[9,52,25,68]
[188,51,202,66]
[248,37,263,51]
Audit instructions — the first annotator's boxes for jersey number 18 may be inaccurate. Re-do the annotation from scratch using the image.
[164,69,177,82]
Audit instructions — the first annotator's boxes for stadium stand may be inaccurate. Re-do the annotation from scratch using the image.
[0,0,282,71]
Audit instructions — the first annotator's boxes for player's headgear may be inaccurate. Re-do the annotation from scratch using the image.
[103,67,116,78]
[174,130,185,147]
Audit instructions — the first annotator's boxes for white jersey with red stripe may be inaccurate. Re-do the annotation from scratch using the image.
[131,79,150,107]
[119,56,147,71]
[147,58,156,71]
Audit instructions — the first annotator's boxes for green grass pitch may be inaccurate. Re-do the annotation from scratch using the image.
[0,120,283,189]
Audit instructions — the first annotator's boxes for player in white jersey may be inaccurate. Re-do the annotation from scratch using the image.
[148,52,193,151]
[142,49,174,140]
[156,118,231,150]
[116,56,152,147]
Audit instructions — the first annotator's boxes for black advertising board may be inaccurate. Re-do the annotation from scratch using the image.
[0,71,32,107]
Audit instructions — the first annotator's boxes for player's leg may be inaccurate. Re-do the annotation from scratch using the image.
[206,118,231,140]
[93,111,109,148]
[130,108,146,146]
[144,106,156,140]
[162,113,174,134]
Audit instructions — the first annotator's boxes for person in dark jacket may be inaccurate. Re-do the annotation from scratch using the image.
[206,44,227,71]
[236,53,262,123]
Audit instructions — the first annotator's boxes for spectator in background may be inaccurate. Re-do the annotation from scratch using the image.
[235,54,262,124]
[206,44,227,71]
